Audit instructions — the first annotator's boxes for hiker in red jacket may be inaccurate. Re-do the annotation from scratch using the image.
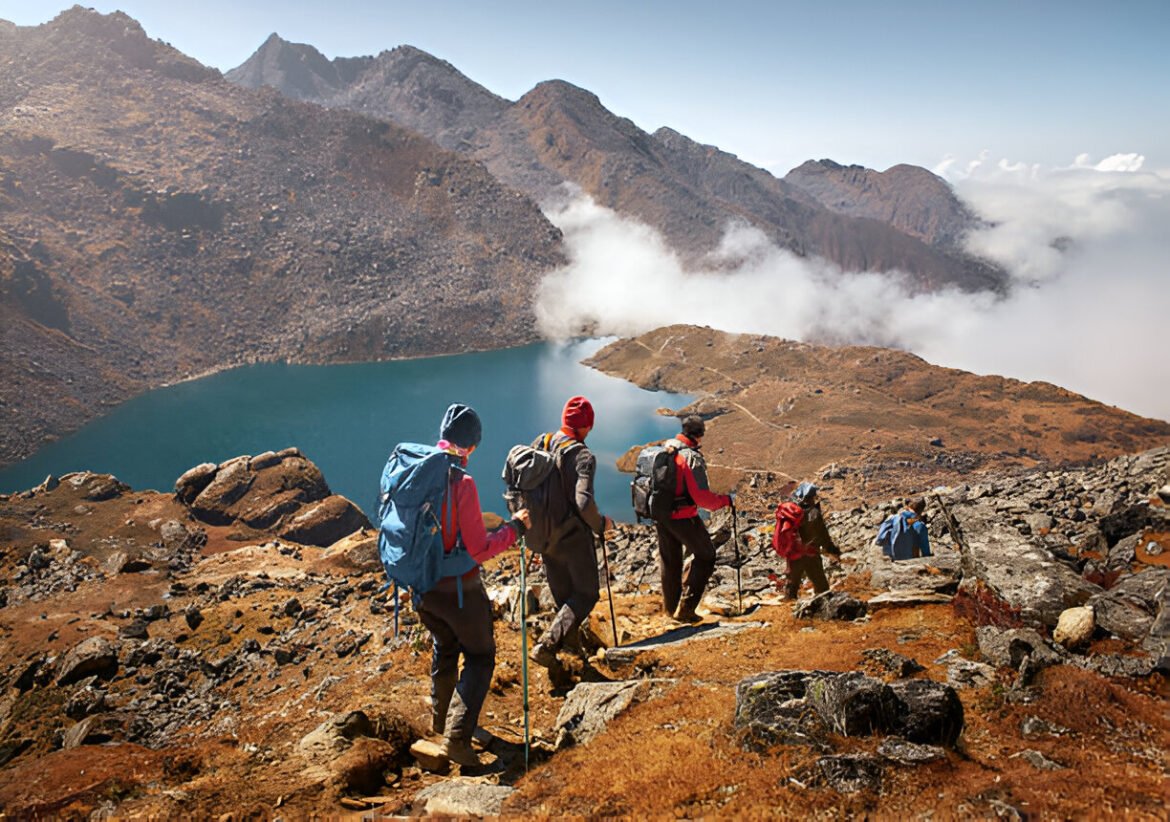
[528,395,615,670]
[656,415,732,622]
[420,403,530,767]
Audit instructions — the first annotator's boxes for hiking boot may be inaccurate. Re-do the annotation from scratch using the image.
[672,602,701,623]
[442,736,481,768]
[529,642,559,669]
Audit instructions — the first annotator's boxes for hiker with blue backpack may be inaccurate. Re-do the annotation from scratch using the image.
[521,396,615,672]
[376,403,530,768]
[876,498,932,561]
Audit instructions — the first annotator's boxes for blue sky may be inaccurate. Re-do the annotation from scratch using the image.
[2,1,1167,176]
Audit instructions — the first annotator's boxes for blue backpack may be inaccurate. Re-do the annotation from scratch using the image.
[876,511,916,561]
[377,443,477,602]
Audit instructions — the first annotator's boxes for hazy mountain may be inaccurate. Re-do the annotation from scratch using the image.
[0,8,563,466]
[785,159,980,250]
[229,36,1004,292]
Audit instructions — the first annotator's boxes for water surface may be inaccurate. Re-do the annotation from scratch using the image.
[0,340,690,521]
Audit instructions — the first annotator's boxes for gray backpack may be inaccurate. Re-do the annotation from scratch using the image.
[502,433,582,552]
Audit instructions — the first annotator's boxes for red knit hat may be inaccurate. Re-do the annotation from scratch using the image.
[561,395,595,430]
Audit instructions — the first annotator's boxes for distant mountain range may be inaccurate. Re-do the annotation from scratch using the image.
[1,9,1013,468]
[228,34,1002,291]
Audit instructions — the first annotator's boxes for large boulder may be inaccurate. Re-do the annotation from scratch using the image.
[733,671,830,751]
[956,516,1102,628]
[280,495,369,547]
[886,679,964,747]
[174,462,217,504]
[804,672,895,737]
[56,636,119,685]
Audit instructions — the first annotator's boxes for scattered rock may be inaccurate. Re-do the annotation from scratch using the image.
[860,648,923,678]
[409,738,449,773]
[805,672,894,737]
[298,711,376,764]
[815,753,883,793]
[1053,606,1095,649]
[554,679,672,750]
[414,780,515,815]
[734,671,829,751]
[877,736,948,765]
[57,636,119,685]
[886,679,964,747]
[794,591,867,621]
[1011,749,1065,770]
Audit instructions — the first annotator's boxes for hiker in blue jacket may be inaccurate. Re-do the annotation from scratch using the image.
[419,403,530,767]
[876,498,932,561]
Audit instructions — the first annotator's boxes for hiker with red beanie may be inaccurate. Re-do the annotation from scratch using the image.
[656,415,733,622]
[528,395,615,670]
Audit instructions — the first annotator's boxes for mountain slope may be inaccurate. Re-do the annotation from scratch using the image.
[0,9,563,467]
[228,37,1005,292]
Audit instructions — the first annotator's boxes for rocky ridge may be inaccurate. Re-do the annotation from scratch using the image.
[0,8,563,467]
[228,35,1005,292]
[587,325,1170,507]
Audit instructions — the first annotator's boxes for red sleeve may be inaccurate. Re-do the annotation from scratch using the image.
[679,457,730,511]
[452,474,518,564]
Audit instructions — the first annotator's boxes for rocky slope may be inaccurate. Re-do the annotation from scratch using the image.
[0,440,1166,817]
[229,35,1004,292]
[785,159,980,250]
[586,325,1170,508]
[0,9,563,467]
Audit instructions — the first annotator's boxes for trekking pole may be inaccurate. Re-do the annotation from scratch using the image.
[393,581,400,639]
[519,538,530,772]
[731,501,743,615]
[597,531,620,648]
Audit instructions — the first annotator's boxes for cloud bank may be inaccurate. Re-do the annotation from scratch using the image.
[534,159,1170,422]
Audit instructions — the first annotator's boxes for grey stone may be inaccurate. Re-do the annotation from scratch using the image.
[955,518,1102,629]
[174,462,218,505]
[866,590,954,609]
[976,626,1066,670]
[415,780,515,816]
[886,679,964,747]
[279,495,369,547]
[860,648,923,678]
[876,737,948,765]
[1011,749,1065,770]
[297,710,376,764]
[794,591,867,621]
[815,754,883,793]
[941,655,997,689]
[553,680,671,750]
[57,636,119,685]
[805,672,894,737]
[733,671,831,751]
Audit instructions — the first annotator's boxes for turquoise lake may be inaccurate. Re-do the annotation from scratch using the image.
[0,340,691,522]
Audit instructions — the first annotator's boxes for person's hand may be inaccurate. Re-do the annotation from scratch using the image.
[514,508,531,529]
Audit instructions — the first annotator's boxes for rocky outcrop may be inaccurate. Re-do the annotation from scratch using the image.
[177,450,368,546]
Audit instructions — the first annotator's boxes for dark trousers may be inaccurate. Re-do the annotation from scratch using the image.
[417,574,495,742]
[540,524,600,653]
[655,516,716,613]
[786,554,829,598]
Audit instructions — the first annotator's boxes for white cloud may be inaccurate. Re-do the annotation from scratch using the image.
[535,161,1170,422]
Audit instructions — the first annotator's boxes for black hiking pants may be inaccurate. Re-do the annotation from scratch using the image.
[655,515,716,614]
[540,523,600,654]
[417,573,495,743]
[785,554,829,599]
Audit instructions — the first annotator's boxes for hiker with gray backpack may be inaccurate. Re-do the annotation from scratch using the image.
[376,403,530,768]
[503,396,614,673]
[632,415,733,622]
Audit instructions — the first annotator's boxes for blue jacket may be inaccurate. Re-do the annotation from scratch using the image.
[876,509,932,561]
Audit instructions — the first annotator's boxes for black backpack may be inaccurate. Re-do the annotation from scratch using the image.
[631,444,680,522]
[502,433,583,552]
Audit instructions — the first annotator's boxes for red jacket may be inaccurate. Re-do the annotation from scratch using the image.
[440,472,519,578]
[670,434,731,520]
